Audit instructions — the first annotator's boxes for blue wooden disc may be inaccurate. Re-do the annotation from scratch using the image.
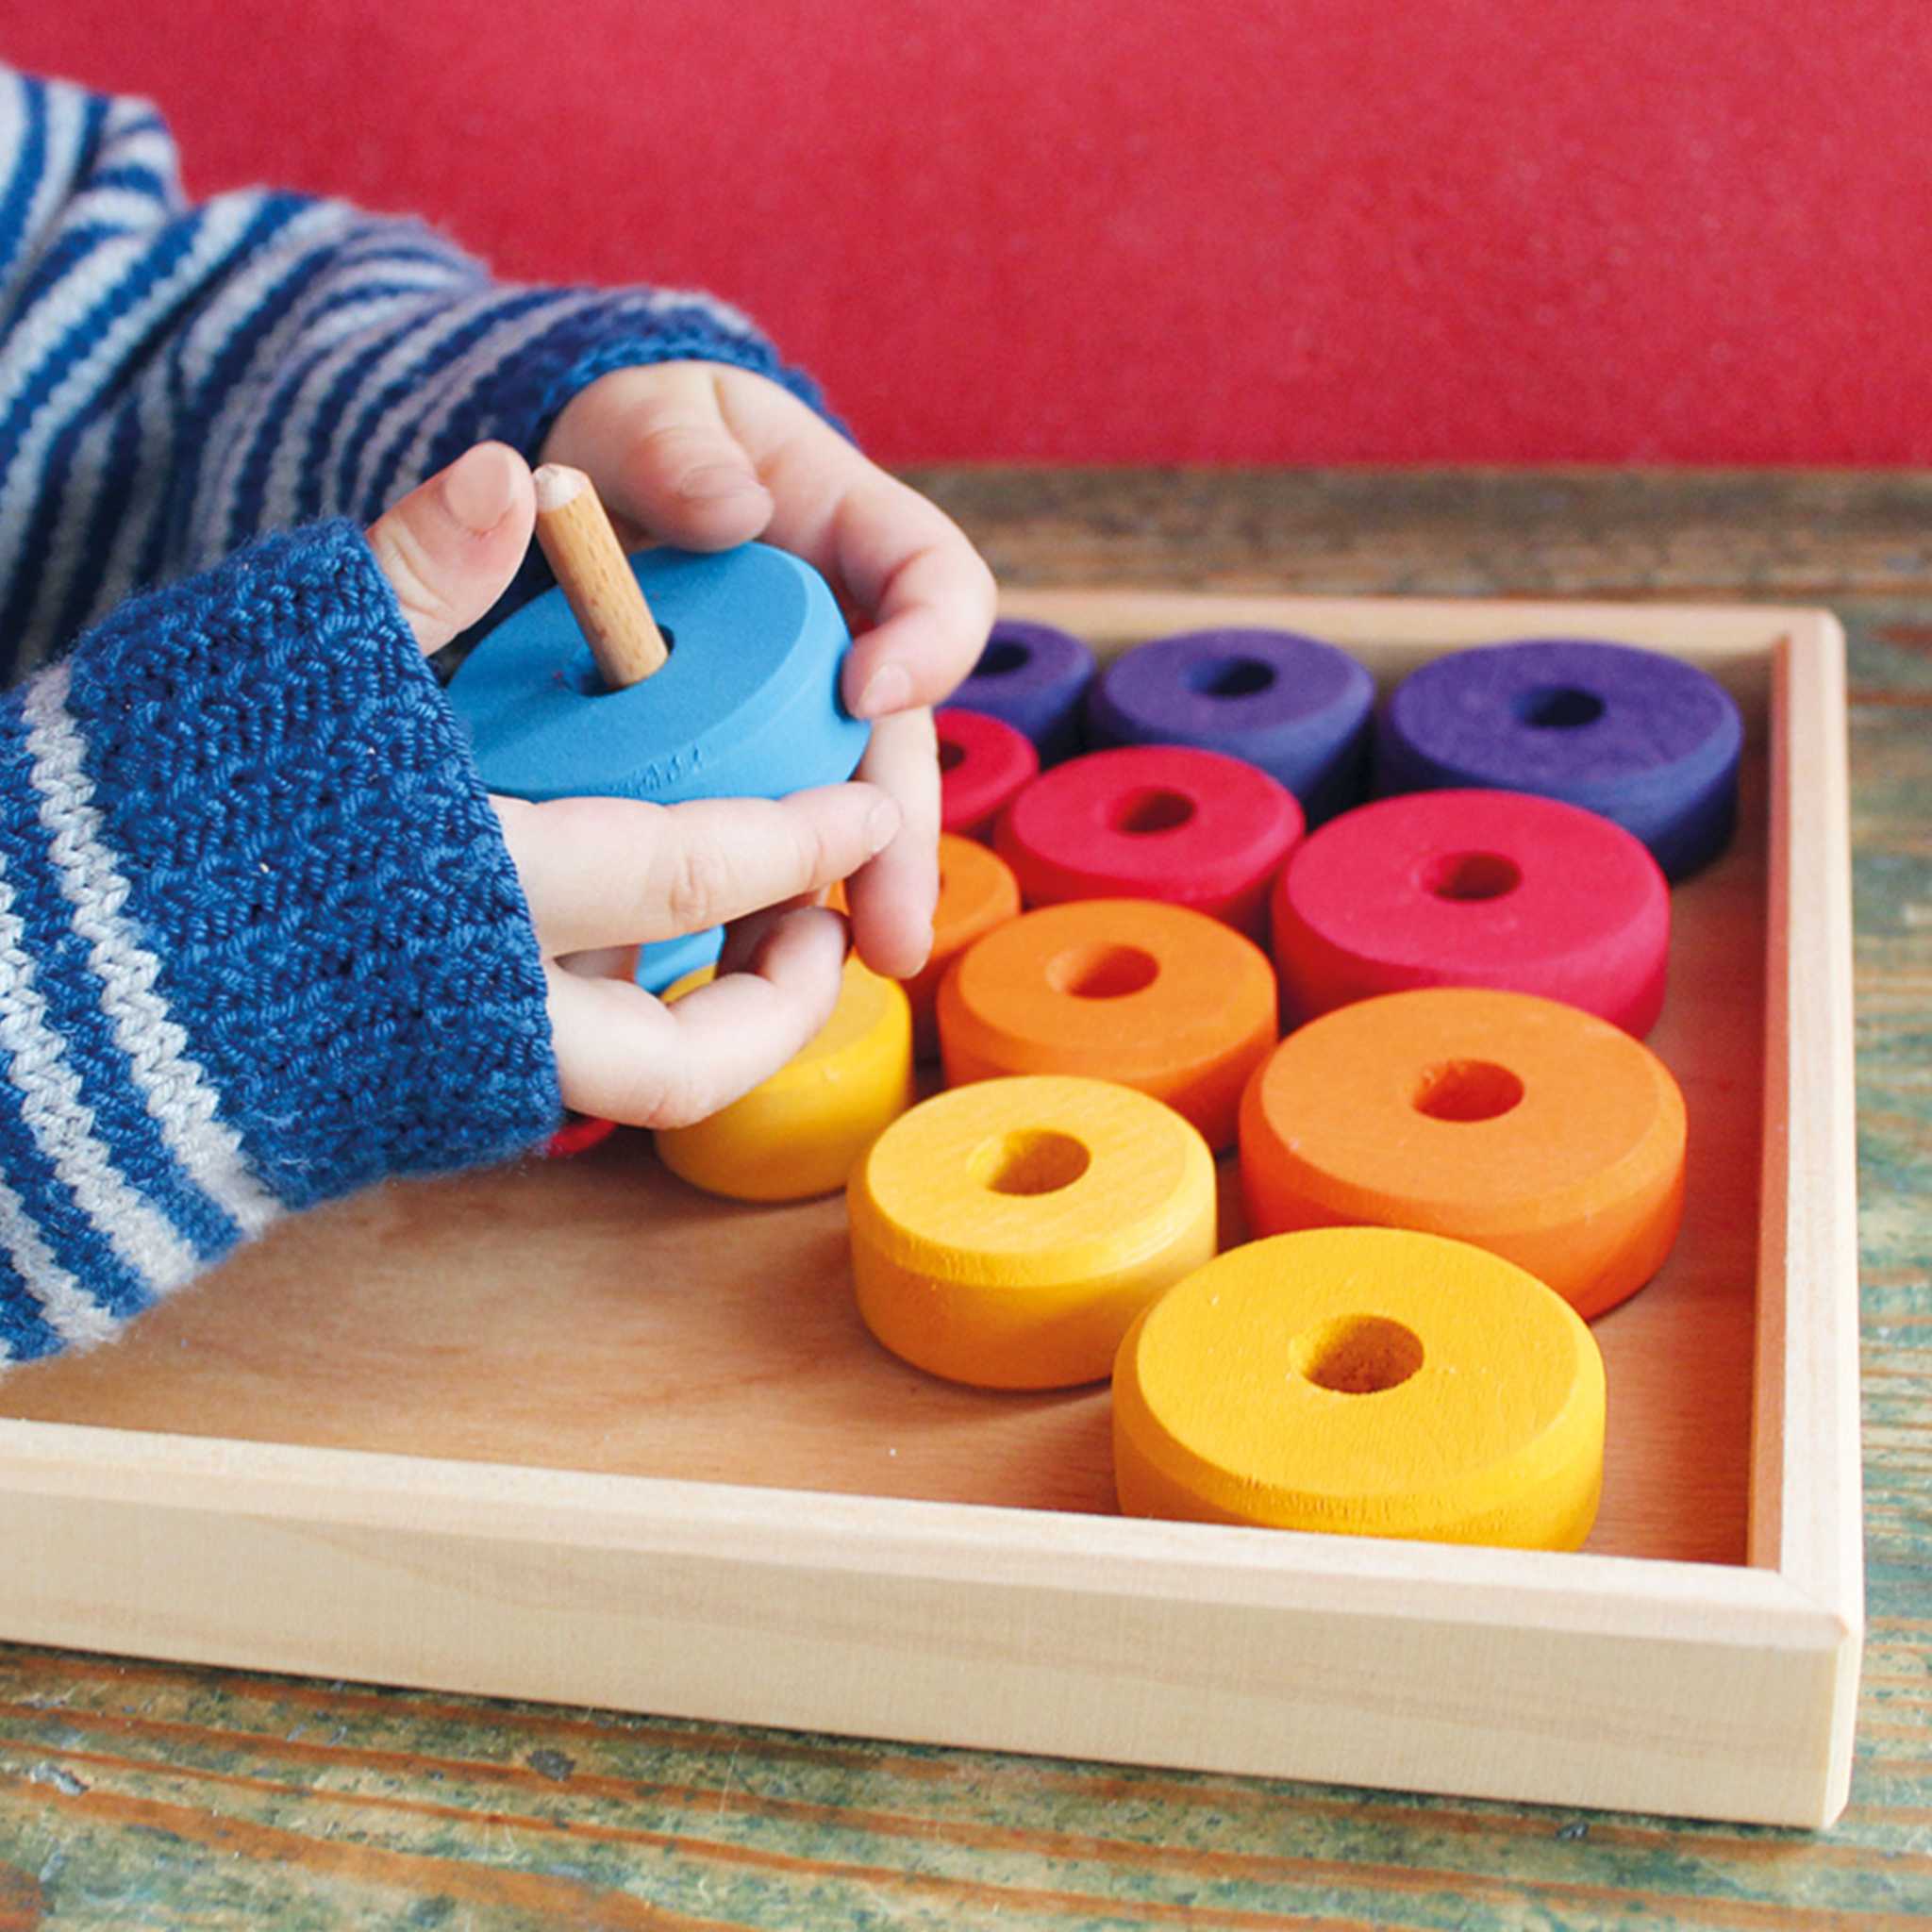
[1085,628,1374,824]
[448,542,870,805]
[637,925,725,994]
[1375,639,1742,879]
[953,620,1095,764]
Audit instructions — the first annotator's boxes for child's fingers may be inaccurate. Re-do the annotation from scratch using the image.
[492,783,899,958]
[547,906,847,1126]
[364,441,535,655]
[708,380,997,717]
[838,708,942,979]
[540,363,774,553]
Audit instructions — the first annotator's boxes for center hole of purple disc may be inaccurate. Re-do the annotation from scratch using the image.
[1188,656,1276,699]
[1110,787,1197,835]
[977,640,1031,677]
[1421,851,1523,902]
[1514,684,1605,729]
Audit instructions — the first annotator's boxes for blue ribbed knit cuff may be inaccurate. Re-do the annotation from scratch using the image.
[0,516,559,1359]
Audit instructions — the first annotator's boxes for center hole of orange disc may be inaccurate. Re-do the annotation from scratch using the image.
[1291,1314,1424,1394]
[1045,943,1160,999]
[1189,656,1276,698]
[1514,684,1605,729]
[1111,787,1196,835]
[1420,850,1523,901]
[971,1128,1092,1196]
[1412,1058,1525,1122]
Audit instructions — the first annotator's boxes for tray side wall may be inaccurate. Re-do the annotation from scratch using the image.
[0,1455,1852,1828]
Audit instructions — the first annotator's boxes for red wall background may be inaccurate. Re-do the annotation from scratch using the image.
[8,2,1932,465]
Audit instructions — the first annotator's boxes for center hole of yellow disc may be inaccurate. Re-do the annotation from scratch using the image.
[1290,1313,1425,1394]
[1111,787,1197,835]
[1412,1058,1525,1122]
[971,1128,1093,1196]
[1420,850,1522,901]
[1044,943,1160,999]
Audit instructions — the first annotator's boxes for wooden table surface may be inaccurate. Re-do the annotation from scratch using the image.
[0,468,1926,1928]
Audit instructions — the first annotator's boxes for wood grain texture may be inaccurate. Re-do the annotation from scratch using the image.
[0,468,1923,1926]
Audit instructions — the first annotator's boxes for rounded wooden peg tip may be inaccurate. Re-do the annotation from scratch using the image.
[531,462,669,690]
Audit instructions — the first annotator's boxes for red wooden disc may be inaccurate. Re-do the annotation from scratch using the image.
[938,708,1041,841]
[1271,789,1671,1033]
[545,1113,620,1158]
[995,745,1304,936]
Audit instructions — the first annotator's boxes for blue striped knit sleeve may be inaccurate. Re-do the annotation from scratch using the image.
[0,518,559,1365]
[0,67,830,683]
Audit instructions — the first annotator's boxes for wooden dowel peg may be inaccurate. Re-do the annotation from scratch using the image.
[531,463,669,689]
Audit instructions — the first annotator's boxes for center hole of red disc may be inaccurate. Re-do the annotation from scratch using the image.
[1412,1059,1525,1123]
[1421,850,1523,902]
[1514,685,1605,729]
[938,740,967,774]
[1046,943,1160,999]
[1111,787,1196,835]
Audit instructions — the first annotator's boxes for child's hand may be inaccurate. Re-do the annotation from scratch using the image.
[541,362,998,979]
[366,441,901,1126]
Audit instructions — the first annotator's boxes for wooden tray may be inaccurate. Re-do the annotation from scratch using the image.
[0,591,1860,1829]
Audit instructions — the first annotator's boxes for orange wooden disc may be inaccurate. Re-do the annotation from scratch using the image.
[1239,987,1686,1318]
[901,834,1023,1058]
[938,898,1278,1152]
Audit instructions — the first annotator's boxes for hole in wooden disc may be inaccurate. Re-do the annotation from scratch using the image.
[1188,655,1276,698]
[1514,684,1605,729]
[1045,943,1160,999]
[971,1128,1091,1196]
[1110,787,1196,835]
[938,739,967,773]
[977,640,1030,676]
[1291,1314,1424,1394]
[1420,850,1523,901]
[1413,1059,1524,1122]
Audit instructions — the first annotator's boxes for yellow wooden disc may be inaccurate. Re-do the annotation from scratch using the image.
[655,955,914,1201]
[850,1074,1217,1389]
[1113,1227,1606,1549]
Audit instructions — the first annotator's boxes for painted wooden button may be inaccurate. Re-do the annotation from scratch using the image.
[1086,628,1374,824]
[901,833,1022,1059]
[448,542,871,805]
[1112,1227,1606,1549]
[1239,987,1686,1319]
[655,955,914,1201]
[849,1074,1217,1389]
[938,707,1041,841]
[1271,789,1671,1034]
[938,898,1277,1152]
[1375,639,1743,879]
[995,745,1304,938]
[954,619,1096,764]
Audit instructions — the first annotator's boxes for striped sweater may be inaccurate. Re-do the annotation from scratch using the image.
[0,69,823,1365]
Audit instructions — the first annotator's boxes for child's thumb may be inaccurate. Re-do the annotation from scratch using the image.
[365,442,537,655]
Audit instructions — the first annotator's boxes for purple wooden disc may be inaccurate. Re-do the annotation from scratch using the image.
[953,620,1095,763]
[1376,639,1743,879]
[1084,629,1374,824]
